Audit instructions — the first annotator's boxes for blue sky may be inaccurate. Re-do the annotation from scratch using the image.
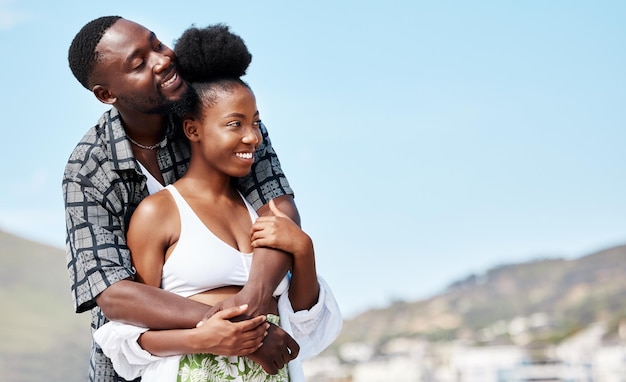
[0,0,624,318]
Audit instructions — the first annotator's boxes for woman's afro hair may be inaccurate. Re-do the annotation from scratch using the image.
[174,24,252,83]
[68,16,122,90]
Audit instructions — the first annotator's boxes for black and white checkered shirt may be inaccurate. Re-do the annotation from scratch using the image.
[63,107,293,381]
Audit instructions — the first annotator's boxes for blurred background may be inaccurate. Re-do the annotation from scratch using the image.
[0,1,624,381]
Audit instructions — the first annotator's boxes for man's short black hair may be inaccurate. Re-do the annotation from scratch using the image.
[68,16,122,90]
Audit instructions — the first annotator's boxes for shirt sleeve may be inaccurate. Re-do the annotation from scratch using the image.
[64,165,135,313]
[278,276,343,360]
[236,122,294,211]
[94,322,174,381]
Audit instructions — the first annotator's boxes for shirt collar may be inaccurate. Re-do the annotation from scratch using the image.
[98,107,177,172]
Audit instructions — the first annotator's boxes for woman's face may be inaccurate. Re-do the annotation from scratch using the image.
[191,83,262,178]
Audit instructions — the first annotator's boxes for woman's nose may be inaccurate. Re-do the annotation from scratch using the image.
[243,129,261,146]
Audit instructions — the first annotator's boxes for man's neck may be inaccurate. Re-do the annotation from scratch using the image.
[119,109,167,142]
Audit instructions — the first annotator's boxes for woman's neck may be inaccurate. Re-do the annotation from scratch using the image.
[178,162,233,198]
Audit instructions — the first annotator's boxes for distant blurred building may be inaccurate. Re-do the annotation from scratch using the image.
[303,320,626,382]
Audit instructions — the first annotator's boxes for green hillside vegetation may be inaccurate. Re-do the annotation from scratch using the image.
[336,244,626,352]
[0,230,91,382]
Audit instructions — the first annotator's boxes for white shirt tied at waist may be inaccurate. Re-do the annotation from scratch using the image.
[94,276,342,382]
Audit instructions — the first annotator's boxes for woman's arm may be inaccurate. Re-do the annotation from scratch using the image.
[218,195,299,317]
[250,199,320,311]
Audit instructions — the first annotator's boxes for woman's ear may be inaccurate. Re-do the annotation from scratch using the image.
[183,118,200,141]
[93,84,117,105]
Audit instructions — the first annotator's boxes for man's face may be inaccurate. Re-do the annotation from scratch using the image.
[92,19,188,114]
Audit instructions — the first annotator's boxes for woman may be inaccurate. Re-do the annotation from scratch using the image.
[94,24,341,382]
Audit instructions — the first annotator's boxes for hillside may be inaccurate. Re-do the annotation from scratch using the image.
[335,244,626,352]
[4,228,626,380]
[0,230,91,382]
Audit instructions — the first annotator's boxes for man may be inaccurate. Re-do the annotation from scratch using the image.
[64,16,300,381]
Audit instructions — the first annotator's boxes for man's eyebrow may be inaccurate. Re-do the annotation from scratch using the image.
[124,31,157,65]
[124,49,141,66]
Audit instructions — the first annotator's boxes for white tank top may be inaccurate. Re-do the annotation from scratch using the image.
[136,161,164,195]
[160,184,289,298]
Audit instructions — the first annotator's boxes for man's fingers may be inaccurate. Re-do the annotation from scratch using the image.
[198,304,250,327]
[214,304,250,320]
[231,314,268,333]
[262,363,279,375]
[285,335,300,360]
[238,336,266,355]
[197,303,223,327]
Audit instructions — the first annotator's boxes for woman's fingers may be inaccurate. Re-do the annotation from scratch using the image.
[268,198,289,218]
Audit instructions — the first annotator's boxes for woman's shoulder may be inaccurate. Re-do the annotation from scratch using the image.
[133,188,176,223]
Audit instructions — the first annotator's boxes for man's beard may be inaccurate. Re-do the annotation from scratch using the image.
[117,91,180,115]
[121,85,196,117]
[166,85,198,118]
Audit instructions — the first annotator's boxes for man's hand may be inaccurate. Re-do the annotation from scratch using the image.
[195,195,302,373]
[247,322,300,374]
[199,294,300,374]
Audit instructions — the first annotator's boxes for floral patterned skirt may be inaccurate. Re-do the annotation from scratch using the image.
[177,314,289,382]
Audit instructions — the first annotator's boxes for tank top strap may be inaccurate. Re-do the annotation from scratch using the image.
[136,160,164,195]
[238,191,259,223]
[164,184,194,218]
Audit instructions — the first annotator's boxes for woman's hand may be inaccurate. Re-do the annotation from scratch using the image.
[252,199,320,312]
[187,304,269,356]
[138,304,269,357]
[250,199,313,259]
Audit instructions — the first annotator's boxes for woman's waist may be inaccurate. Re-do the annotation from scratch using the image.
[187,285,243,306]
[187,285,279,315]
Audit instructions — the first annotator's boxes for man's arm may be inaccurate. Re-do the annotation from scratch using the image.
[227,120,301,316]
[250,199,319,311]
[206,123,300,372]
[96,280,208,329]
[64,132,290,373]
[64,172,210,328]
[250,200,343,360]
[204,195,300,374]
[137,304,268,357]
[231,194,299,317]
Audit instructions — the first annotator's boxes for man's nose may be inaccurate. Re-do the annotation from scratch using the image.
[153,53,172,73]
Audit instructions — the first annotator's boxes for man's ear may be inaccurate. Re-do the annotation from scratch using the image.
[183,118,200,141]
[93,84,117,105]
